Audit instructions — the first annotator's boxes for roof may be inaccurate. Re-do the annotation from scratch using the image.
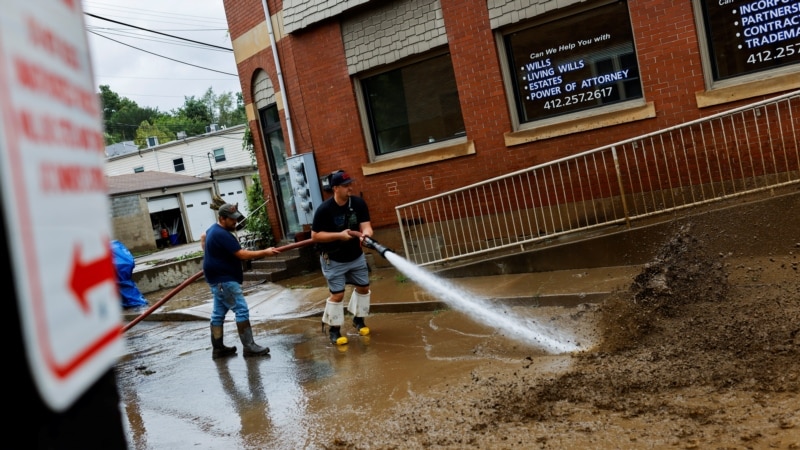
[105,140,138,157]
[283,0,369,33]
[105,123,247,163]
[107,172,211,195]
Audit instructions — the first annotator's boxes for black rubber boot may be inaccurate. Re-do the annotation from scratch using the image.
[328,326,348,345]
[353,317,370,336]
[210,325,237,359]
[236,320,270,357]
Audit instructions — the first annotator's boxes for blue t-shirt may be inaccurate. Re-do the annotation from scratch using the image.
[202,223,243,284]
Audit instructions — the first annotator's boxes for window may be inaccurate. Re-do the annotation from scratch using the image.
[502,1,643,125]
[697,0,800,82]
[360,51,465,157]
[133,166,144,173]
[213,148,226,162]
[173,158,184,172]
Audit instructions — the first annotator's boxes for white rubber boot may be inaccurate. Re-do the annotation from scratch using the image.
[348,290,371,336]
[322,300,348,345]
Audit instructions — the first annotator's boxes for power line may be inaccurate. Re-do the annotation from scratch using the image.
[86,26,227,52]
[84,2,239,111]
[85,12,232,51]
[83,1,227,29]
[88,30,237,76]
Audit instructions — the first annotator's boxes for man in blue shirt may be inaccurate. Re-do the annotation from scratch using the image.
[203,203,280,358]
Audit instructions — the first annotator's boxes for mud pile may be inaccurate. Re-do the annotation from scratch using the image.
[332,224,800,449]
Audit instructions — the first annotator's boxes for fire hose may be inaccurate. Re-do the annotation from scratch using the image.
[122,232,392,333]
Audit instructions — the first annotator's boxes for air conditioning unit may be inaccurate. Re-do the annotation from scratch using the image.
[205,124,220,133]
[176,131,187,139]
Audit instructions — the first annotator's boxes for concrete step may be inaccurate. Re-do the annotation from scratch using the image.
[242,245,320,283]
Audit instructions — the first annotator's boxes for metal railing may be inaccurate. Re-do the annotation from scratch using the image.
[396,90,800,266]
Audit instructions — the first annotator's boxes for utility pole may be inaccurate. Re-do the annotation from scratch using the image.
[207,152,217,195]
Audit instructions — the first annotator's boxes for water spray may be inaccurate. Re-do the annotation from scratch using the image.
[348,230,580,354]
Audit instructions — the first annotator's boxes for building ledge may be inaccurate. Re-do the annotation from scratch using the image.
[695,72,800,108]
[362,139,475,175]
[504,102,656,146]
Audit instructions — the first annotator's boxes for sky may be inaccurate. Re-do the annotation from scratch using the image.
[83,0,244,113]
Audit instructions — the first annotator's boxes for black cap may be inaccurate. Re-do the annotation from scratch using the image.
[330,171,353,187]
[218,203,243,220]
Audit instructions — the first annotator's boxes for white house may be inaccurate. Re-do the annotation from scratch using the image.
[106,124,259,252]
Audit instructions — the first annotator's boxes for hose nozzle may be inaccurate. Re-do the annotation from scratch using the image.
[361,236,393,258]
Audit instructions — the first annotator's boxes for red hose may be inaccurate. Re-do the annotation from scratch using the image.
[122,270,205,332]
[122,238,315,332]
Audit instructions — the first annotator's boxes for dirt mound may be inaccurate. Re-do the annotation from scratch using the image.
[330,224,800,449]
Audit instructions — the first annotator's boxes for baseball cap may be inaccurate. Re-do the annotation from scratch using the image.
[218,203,244,220]
[330,171,353,187]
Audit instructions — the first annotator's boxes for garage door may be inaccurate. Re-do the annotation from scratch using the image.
[217,178,249,216]
[183,189,216,242]
[147,195,180,212]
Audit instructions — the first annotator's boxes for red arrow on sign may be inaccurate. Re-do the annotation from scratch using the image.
[69,241,115,312]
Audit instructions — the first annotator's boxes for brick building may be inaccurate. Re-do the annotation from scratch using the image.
[222,0,800,244]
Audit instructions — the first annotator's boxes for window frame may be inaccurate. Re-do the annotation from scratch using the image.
[355,48,467,163]
[213,147,226,162]
[497,0,647,133]
[691,0,800,92]
[133,166,144,173]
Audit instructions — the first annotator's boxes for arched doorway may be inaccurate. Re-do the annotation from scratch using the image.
[253,70,300,238]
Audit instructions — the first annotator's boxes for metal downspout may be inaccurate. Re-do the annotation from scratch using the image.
[261,0,297,156]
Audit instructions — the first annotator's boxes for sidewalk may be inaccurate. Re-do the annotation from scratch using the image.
[133,242,203,273]
[126,241,642,323]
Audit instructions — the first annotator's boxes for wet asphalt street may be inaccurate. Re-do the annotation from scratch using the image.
[119,241,635,449]
[117,301,596,449]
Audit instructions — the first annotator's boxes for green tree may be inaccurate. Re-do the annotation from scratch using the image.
[152,115,205,140]
[98,84,246,146]
[231,92,247,126]
[99,85,164,145]
[134,120,174,148]
[244,174,275,248]
[201,87,246,128]
[174,96,213,130]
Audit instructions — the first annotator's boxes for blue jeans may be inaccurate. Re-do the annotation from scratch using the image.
[209,281,250,325]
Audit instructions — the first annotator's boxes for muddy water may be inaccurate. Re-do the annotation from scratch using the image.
[117,303,598,449]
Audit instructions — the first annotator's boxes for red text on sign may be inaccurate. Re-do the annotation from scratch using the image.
[27,17,79,70]
[16,107,105,153]
[14,57,99,117]
[41,163,107,193]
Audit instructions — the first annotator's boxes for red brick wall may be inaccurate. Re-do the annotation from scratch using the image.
[225,0,796,236]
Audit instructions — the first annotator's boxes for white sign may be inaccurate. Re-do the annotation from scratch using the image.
[0,0,123,411]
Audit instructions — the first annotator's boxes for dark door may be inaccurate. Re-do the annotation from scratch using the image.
[259,104,300,238]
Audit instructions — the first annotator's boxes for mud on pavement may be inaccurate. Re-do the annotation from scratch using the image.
[124,221,800,449]
[327,224,800,449]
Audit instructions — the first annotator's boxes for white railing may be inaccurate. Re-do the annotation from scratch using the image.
[396,90,800,266]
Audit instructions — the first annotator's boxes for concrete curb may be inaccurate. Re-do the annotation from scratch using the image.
[122,291,615,325]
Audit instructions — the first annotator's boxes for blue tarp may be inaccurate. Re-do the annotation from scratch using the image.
[111,240,148,308]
